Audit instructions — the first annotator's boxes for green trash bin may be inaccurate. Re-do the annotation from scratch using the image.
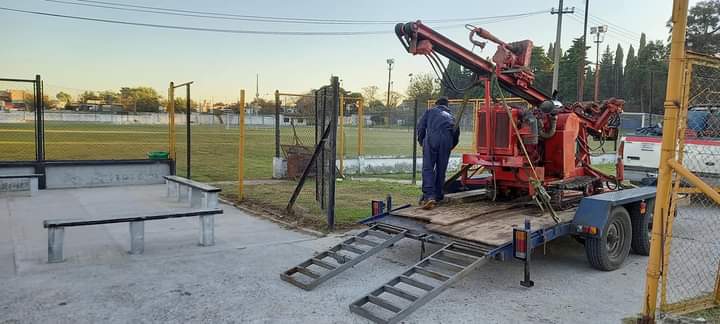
[147,151,169,160]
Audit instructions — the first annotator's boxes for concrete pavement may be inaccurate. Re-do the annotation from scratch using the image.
[0,184,648,323]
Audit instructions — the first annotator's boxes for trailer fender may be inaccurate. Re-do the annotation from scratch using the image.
[572,186,657,237]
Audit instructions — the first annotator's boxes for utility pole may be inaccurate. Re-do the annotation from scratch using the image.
[578,0,589,101]
[386,58,394,126]
[591,25,608,102]
[551,1,575,94]
[255,74,259,100]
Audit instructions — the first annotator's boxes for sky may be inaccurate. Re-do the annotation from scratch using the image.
[0,0,701,103]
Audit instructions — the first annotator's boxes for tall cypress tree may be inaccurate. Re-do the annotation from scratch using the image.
[613,44,625,97]
[557,37,588,102]
[598,45,615,100]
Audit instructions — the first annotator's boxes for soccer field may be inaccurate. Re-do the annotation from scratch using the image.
[0,121,478,181]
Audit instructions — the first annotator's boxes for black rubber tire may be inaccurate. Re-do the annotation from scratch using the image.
[631,200,654,256]
[585,206,632,271]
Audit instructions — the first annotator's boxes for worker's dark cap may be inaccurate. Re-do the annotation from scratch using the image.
[435,96,449,106]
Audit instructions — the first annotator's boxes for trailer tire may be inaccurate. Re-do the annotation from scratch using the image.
[585,206,632,271]
[631,200,654,256]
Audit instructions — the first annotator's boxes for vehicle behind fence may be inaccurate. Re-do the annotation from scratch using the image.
[642,52,720,319]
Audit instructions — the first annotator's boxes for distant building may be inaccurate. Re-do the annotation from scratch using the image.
[10,89,26,103]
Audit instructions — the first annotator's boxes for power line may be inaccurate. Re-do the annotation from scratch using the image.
[56,0,548,25]
[574,9,642,40]
[568,13,640,44]
[0,6,546,36]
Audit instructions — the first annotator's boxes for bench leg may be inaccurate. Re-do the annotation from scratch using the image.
[190,188,202,208]
[166,180,176,198]
[48,227,65,263]
[206,192,218,209]
[199,215,214,246]
[178,184,189,202]
[129,221,145,254]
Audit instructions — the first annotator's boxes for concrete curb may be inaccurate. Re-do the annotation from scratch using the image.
[218,197,327,238]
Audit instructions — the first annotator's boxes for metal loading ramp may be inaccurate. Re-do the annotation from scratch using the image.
[349,241,495,324]
[281,224,407,290]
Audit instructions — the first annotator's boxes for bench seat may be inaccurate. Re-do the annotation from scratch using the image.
[163,175,221,209]
[44,208,223,263]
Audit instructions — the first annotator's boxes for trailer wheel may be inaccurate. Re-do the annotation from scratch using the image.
[585,206,632,271]
[631,200,654,256]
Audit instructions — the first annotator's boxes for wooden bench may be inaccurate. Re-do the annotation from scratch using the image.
[164,175,221,209]
[0,174,41,195]
[43,208,223,263]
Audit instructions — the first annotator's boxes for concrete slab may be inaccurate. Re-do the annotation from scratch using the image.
[0,184,649,323]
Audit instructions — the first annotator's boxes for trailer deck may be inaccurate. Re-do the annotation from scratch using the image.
[390,201,575,246]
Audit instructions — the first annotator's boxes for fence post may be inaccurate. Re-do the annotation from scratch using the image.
[273,90,281,179]
[238,89,246,201]
[357,97,364,174]
[168,82,176,161]
[339,93,345,177]
[642,0,688,321]
[186,85,191,179]
[327,77,339,231]
[412,99,418,185]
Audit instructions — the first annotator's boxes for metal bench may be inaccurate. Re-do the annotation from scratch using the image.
[164,175,221,209]
[43,208,223,263]
[0,174,41,195]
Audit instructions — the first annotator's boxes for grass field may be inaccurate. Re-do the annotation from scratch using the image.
[0,121,480,181]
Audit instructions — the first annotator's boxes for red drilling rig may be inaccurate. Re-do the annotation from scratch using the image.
[396,21,625,209]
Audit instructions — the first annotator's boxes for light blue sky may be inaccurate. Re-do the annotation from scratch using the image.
[1,0,697,103]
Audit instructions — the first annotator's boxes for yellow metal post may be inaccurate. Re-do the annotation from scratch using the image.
[358,98,364,157]
[168,82,176,160]
[339,93,345,177]
[642,0,688,321]
[238,89,246,201]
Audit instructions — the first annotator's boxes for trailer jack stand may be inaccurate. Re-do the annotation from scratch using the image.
[514,218,534,287]
[521,258,534,287]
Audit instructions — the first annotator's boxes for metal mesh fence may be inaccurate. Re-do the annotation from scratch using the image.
[660,55,720,314]
[0,79,39,161]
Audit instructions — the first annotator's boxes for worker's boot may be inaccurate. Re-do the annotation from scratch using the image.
[422,199,437,210]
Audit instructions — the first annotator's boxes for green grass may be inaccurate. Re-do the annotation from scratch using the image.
[0,122,439,182]
[219,179,421,230]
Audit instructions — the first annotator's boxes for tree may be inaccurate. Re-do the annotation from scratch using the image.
[440,61,465,99]
[121,87,161,112]
[598,45,615,100]
[685,0,720,55]
[639,33,647,54]
[406,73,440,101]
[381,91,403,109]
[79,91,99,103]
[251,97,275,115]
[361,86,380,103]
[98,90,119,104]
[557,37,589,102]
[613,44,625,97]
[55,91,72,103]
[530,46,554,94]
[547,43,554,58]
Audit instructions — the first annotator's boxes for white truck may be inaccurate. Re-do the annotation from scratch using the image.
[620,106,720,185]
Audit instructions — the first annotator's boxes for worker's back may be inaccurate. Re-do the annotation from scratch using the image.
[420,105,457,148]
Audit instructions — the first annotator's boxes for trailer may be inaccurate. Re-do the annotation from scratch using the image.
[281,20,657,323]
[280,186,655,323]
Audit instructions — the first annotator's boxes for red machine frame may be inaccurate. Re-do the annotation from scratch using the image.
[396,21,624,203]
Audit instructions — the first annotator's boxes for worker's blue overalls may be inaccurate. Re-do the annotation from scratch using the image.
[417,104,460,202]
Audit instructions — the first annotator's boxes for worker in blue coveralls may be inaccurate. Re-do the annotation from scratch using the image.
[417,96,460,210]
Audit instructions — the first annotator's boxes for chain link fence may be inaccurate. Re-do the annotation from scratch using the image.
[0,78,39,161]
[657,53,720,316]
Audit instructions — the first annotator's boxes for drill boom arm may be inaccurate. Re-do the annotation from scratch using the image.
[395,21,549,106]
